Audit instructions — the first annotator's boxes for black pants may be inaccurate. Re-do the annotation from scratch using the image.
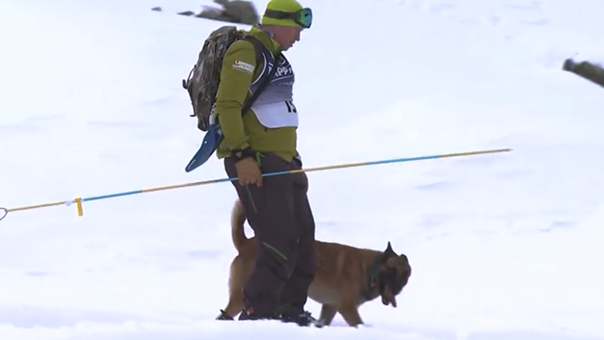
[224,152,316,317]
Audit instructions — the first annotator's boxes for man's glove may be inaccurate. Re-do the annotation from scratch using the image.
[232,148,262,187]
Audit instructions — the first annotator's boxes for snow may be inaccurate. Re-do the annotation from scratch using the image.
[1,0,603,339]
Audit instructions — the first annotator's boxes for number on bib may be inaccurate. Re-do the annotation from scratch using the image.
[285,100,297,113]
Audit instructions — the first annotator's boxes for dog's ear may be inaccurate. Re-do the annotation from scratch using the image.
[381,241,398,261]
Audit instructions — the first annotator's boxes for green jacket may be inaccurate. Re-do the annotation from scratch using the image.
[214,26,299,163]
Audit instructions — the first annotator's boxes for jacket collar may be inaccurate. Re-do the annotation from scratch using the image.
[251,25,282,53]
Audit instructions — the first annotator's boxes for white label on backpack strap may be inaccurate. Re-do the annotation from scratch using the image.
[232,60,254,74]
[209,110,218,125]
[251,100,299,128]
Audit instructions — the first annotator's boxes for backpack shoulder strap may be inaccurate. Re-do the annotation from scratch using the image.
[243,35,264,70]
[240,35,281,114]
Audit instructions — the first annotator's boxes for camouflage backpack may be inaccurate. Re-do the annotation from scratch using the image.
[182,25,264,132]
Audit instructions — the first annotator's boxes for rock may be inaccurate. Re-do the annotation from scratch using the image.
[196,7,226,20]
[563,58,604,88]
[222,0,259,25]
[196,0,259,25]
[159,0,259,25]
[177,10,196,17]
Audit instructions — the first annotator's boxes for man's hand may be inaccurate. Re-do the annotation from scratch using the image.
[232,148,262,187]
[235,157,262,186]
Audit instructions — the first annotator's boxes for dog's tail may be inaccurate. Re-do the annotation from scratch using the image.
[230,199,249,253]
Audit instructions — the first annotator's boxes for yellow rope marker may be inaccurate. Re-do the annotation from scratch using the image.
[74,197,84,217]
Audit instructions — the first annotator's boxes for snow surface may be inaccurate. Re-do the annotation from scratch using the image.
[1,0,604,339]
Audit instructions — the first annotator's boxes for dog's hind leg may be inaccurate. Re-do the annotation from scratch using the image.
[217,258,246,320]
[319,304,337,326]
[220,284,244,319]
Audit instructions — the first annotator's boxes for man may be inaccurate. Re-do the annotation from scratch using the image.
[213,0,316,326]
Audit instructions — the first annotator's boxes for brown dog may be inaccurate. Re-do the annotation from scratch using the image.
[218,199,412,327]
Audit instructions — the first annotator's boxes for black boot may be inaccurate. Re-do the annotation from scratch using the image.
[238,307,279,321]
[216,309,234,320]
[277,305,323,327]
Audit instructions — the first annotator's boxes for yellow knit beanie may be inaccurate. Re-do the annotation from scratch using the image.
[261,0,304,28]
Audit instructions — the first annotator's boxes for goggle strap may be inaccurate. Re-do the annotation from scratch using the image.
[263,9,297,20]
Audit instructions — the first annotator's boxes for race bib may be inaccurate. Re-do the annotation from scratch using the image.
[251,100,299,128]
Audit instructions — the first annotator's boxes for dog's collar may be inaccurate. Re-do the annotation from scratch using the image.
[367,255,382,290]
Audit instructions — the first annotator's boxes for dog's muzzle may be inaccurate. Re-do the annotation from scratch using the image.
[379,266,410,307]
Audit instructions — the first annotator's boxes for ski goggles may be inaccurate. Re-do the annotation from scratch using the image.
[263,7,313,29]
